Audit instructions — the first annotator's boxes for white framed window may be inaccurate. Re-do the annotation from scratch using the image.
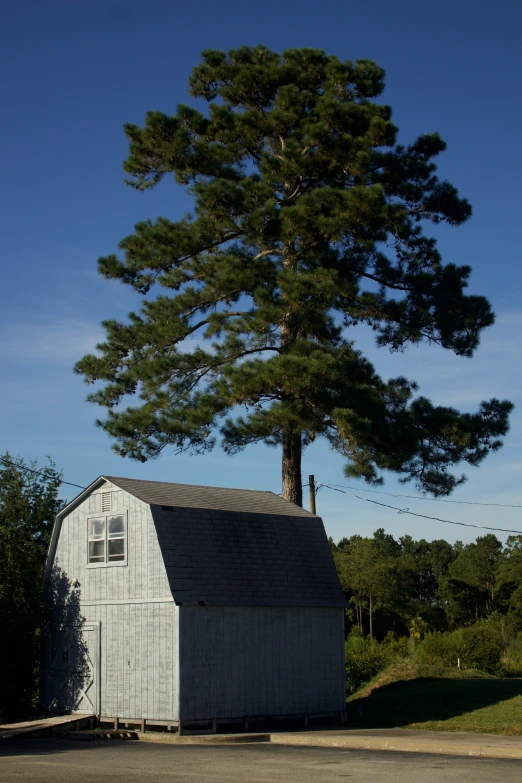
[87,512,127,567]
[88,517,106,563]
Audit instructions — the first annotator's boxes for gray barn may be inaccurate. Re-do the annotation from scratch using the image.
[42,475,346,729]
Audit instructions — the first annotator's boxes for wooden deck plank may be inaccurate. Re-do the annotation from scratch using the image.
[0,714,94,740]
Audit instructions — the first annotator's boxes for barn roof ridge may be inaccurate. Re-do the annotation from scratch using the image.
[103,475,317,518]
[104,474,277,495]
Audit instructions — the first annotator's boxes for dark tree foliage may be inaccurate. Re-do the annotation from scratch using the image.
[75,46,513,505]
[497,536,522,619]
[0,454,64,720]
[445,534,503,623]
[332,529,522,639]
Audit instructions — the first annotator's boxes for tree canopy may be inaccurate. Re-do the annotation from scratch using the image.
[331,529,522,639]
[0,454,64,720]
[75,45,513,505]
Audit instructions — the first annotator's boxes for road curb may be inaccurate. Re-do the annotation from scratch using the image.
[49,726,522,758]
[138,732,271,745]
[269,732,522,759]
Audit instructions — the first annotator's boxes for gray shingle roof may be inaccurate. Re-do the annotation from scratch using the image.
[105,476,346,609]
[104,476,313,517]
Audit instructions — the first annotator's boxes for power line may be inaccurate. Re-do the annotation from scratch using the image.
[319,483,522,536]
[0,456,86,490]
[324,482,522,509]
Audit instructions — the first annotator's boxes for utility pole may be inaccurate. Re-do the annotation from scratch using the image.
[309,474,316,515]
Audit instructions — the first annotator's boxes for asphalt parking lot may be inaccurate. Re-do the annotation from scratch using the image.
[2,739,522,783]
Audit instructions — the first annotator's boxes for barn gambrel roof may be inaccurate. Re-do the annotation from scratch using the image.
[46,475,346,608]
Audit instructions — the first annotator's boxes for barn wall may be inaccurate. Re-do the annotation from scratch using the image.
[82,602,179,721]
[179,606,345,720]
[52,481,172,601]
[46,482,180,721]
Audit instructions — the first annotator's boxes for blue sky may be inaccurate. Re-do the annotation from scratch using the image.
[2,0,521,545]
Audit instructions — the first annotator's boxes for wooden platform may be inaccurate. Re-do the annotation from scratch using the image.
[0,714,94,740]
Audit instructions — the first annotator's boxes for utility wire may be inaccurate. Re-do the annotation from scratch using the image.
[324,482,522,509]
[319,482,522,536]
[0,456,86,490]
[2,451,520,529]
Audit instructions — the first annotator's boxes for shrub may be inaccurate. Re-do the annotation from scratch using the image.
[416,619,504,675]
[461,622,503,675]
[344,616,509,699]
[345,628,390,694]
[502,631,522,676]
[416,630,462,669]
[381,632,416,661]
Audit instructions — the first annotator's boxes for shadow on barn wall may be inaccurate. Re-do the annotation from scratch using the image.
[41,566,91,714]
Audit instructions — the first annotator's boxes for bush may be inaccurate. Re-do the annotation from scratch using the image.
[381,632,416,661]
[502,631,522,676]
[345,629,390,694]
[344,616,510,699]
[416,630,462,669]
[461,622,503,675]
[416,619,504,675]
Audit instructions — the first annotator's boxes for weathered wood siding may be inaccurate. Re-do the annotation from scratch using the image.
[179,606,345,720]
[47,481,179,721]
[52,481,172,601]
[82,602,179,721]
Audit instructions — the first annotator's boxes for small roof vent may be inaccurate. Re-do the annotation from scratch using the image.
[101,492,111,512]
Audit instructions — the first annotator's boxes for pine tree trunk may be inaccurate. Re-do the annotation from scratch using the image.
[279,241,302,507]
[282,429,303,506]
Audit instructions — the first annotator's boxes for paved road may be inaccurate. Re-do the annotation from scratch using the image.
[2,739,522,782]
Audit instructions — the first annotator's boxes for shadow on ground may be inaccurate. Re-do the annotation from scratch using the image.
[0,738,124,760]
[347,678,522,729]
[0,738,279,763]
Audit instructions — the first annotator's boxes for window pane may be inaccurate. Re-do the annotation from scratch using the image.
[89,540,105,563]
[108,515,124,536]
[108,538,125,561]
[89,518,105,539]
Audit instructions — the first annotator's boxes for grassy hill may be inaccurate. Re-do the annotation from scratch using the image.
[347,664,522,735]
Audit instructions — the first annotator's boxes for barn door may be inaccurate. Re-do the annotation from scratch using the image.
[47,623,100,715]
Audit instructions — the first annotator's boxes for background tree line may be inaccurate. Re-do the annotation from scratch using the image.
[331,528,522,640]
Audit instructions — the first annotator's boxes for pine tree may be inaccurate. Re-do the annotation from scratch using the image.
[75,46,513,506]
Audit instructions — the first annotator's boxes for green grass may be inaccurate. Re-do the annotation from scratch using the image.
[347,664,522,736]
